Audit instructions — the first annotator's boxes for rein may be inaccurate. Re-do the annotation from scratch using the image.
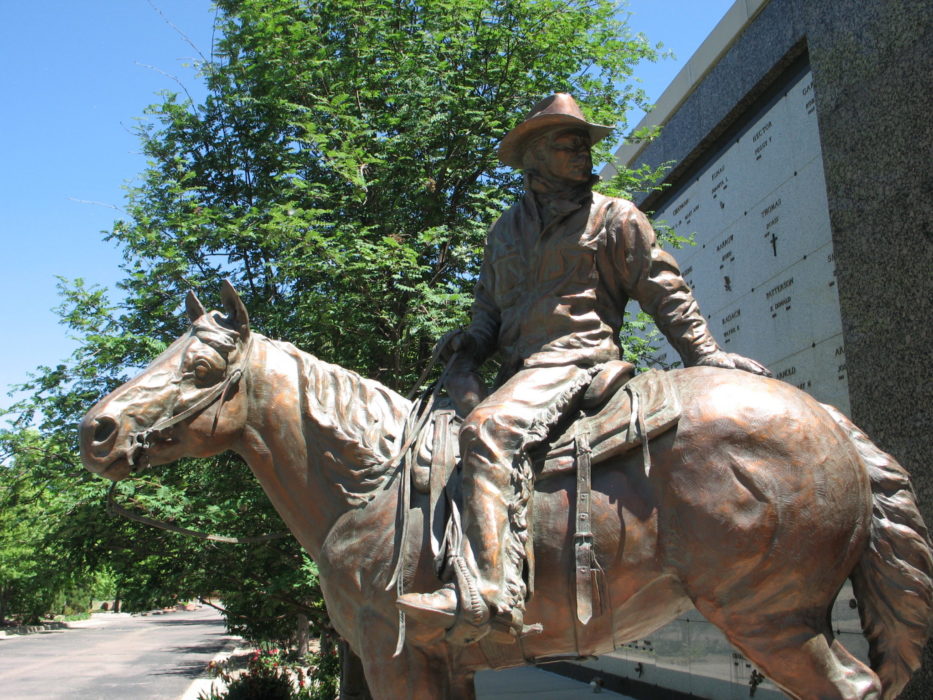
[386,350,459,655]
[107,482,289,544]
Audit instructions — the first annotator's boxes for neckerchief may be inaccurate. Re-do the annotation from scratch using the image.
[525,171,598,226]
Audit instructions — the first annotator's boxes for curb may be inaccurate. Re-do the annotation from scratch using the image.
[0,621,68,637]
[179,641,244,700]
[64,611,133,629]
[0,609,183,637]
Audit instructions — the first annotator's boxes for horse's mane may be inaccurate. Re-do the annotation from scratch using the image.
[269,338,412,506]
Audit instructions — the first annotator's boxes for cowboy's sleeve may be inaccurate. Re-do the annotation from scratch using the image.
[614,203,720,365]
[465,233,501,364]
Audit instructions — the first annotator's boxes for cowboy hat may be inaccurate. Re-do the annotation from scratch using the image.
[498,93,614,168]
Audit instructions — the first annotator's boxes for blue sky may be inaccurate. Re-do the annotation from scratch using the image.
[0,0,733,414]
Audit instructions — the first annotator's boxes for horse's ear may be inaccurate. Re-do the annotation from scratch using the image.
[220,279,250,340]
[185,291,207,323]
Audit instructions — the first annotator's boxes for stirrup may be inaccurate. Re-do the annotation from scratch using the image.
[397,581,491,646]
[435,555,489,646]
[443,586,491,646]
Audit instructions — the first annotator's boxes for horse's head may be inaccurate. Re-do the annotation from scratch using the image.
[80,281,253,481]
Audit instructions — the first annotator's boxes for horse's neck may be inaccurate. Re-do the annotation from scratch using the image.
[238,336,410,556]
[294,343,411,487]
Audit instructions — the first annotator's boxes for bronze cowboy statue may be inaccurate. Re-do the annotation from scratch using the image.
[79,95,933,699]
[396,93,771,643]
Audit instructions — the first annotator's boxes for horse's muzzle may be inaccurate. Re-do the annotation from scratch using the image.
[79,412,124,476]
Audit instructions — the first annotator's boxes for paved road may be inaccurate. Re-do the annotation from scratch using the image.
[0,607,236,700]
[0,606,633,700]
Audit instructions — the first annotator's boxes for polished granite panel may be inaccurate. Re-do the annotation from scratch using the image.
[616,0,932,696]
[630,0,931,550]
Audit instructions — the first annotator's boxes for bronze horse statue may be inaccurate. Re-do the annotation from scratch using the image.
[79,283,932,699]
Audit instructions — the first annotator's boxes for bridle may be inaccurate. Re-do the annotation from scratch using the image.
[127,334,254,470]
[109,332,288,543]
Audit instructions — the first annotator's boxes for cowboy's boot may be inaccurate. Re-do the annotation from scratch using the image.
[397,565,491,646]
[397,396,538,646]
[396,583,459,628]
[395,481,502,645]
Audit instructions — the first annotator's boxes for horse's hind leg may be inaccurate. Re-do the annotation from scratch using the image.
[723,621,881,699]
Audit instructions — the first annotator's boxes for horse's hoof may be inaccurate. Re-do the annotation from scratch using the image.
[397,586,458,628]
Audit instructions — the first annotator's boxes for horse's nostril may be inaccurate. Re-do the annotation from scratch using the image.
[93,416,118,444]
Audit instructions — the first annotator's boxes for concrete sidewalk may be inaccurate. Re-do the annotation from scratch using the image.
[0,608,202,637]
[64,611,135,628]
[0,610,133,637]
[180,642,242,700]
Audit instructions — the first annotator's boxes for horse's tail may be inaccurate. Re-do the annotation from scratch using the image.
[823,403,933,698]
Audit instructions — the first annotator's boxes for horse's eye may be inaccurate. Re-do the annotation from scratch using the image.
[193,361,213,381]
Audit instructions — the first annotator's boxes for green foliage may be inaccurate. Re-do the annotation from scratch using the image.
[115,0,660,388]
[2,0,672,645]
[0,420,113,624]
[224,671,292,700]
[60,611,92,621]
[201,646,340,700]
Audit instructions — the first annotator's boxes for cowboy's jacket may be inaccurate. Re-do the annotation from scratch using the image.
[467,189,720,377]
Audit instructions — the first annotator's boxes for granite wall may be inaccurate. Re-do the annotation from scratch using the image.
[628,0,933,694]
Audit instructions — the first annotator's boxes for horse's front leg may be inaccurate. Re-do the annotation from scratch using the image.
[339,638,373,699]
[356,611,474,700]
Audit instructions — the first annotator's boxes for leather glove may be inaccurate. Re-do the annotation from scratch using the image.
[435,328,477,363]
[693,350,773,377]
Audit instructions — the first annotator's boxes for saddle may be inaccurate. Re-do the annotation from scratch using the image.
[409,364,681,491]
[392,365,681,647]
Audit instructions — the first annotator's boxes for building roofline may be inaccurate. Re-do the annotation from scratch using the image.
[602,0,771,178]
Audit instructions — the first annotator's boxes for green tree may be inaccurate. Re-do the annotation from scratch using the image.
[0,427,113,624]
[3,0,668,644]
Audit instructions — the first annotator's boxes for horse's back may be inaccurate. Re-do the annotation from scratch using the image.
[521,367,872,652]
[656,367,871,614]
